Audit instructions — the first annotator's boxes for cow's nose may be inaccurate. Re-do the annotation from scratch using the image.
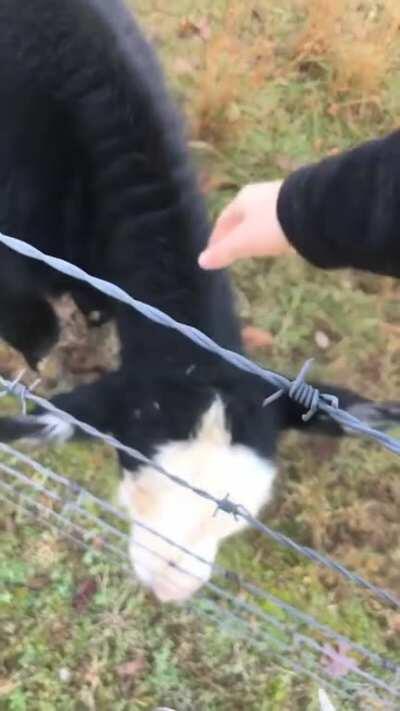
[151,576,202,603]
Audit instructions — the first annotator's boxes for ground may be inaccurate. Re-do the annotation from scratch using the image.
[1,1,400,709]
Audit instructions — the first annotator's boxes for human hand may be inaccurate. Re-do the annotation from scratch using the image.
[198,180,293,270]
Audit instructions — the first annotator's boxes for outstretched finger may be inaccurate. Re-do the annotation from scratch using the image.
[208,201,243,245]
[198,223,253,270]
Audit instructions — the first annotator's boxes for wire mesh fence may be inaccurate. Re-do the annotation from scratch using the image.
[0,231,399,707]
[1,434,399,708]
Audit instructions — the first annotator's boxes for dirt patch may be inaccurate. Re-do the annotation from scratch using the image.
[0,295,120,396]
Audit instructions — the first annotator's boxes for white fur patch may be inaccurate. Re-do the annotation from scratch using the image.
[118,398,276,603]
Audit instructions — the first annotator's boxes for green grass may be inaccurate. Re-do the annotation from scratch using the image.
[1,1,400,709]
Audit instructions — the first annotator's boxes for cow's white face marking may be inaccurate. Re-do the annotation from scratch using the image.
[118,398,276,603]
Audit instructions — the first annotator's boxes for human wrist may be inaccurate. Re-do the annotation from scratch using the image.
[270,180,293,255]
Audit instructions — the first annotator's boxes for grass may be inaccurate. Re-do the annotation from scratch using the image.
[1,0,400,708]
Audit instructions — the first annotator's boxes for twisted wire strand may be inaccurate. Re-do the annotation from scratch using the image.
[0,230,399,703]
[0,232,399,454]
[1,377,399,610]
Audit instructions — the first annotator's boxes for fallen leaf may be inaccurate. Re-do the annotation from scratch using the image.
[116,656,146,679]
[314,330,330,350]
[321,642,357,678]
[177,17,192,38]
[327,103,339,117]
[251,8,265,23]
[72,577,97,613]
[242,325,274,351]
[177,16,211,41]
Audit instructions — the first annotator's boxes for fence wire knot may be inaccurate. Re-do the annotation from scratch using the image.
[264,360,339,422]
[0,230,400,454]
[0,370,41,415]
[290,359,339,422]
[214,494,241,519]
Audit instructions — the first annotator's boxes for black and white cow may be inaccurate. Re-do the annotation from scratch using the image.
[0,0,399,603]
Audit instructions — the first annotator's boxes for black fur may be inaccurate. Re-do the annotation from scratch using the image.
[0,0,241,368]
[0,0,399,470]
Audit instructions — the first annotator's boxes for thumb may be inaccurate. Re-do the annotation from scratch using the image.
[198,223,253,270]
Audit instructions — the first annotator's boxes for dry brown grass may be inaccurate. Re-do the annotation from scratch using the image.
[137,0,400,148]
[293,0,400,99]
[170,0,400,146]
[178,4,276,144]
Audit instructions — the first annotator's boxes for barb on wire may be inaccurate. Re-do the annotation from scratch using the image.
[1,375,399,611]
[262,359,339,422]
[0,369,41,415]
[0,231,399,455]
[1,453,399,707]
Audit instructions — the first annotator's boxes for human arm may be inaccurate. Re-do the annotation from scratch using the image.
[199,130,400,278]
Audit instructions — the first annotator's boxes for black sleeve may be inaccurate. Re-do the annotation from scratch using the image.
[276,130,400,278]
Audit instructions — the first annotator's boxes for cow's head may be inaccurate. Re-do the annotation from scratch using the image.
[118,371,278,603]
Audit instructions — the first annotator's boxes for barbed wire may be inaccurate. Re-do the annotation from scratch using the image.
[0,229,399,706]
[1,372,399,611]
[0,231,400,454]
[1,445,399,707]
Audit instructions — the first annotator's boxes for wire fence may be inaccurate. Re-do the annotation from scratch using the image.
[0,231,399,708]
